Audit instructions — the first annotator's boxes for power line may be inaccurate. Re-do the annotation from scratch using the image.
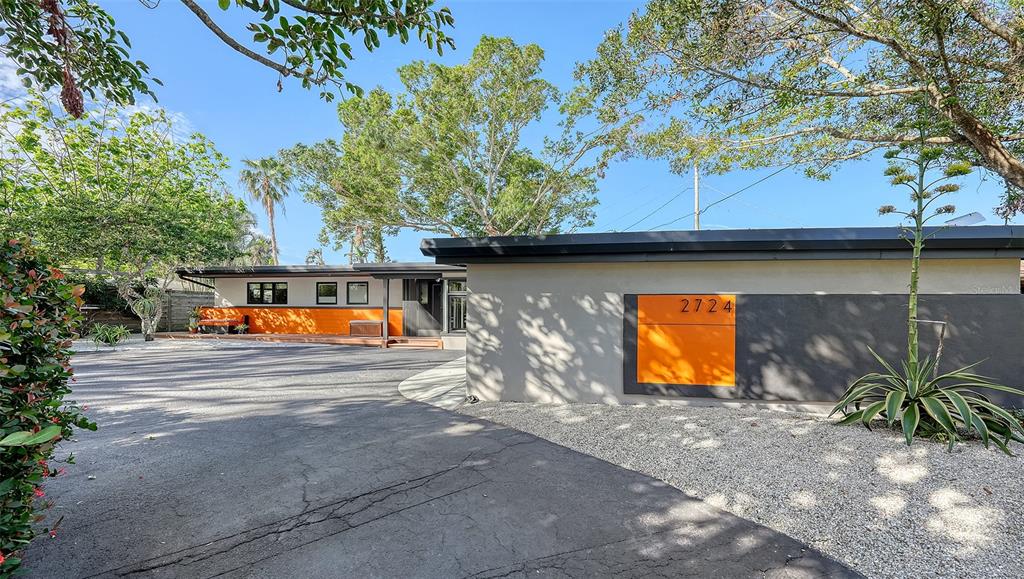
[621,187,691,231]
[595,182,658,230]
[648,165,794,231]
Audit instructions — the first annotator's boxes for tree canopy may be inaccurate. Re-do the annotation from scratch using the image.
[0,96,252,335]
[0,0,456,117]
[569,0,1024,215]
[0,96,251,274]
[284,35,604,259]
[238,157,292,265]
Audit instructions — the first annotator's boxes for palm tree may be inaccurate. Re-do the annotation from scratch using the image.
[238,157,291,264]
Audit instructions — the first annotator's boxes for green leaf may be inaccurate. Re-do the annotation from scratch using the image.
[941,390,972,427]
[861,400,886,429]
[971,414,990,448]
[22,425,61,445]
[0,425,61,446]
[921,396,957,435]
[971,399,1024,437]
[831,382,887,415]
[836,409,865,425]
[884,389,906,424]
[902,403,920,446]
[0,431,33,446]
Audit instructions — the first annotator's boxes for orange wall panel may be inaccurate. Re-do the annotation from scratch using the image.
[636,324,736,386]
[198,307,402,336]
[635,294,736,387]
[637,294,736,326]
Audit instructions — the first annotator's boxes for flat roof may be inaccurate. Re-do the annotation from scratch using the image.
[421,226,1024,264]
[176,262,465,278]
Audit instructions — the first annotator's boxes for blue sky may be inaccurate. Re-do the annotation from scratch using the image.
[100,0,1014,263]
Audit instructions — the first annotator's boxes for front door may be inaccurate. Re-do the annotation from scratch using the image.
[402,279,443,336]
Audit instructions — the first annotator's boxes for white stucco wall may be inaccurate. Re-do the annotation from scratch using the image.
[465,258,1022,405]
[212,276,404,308]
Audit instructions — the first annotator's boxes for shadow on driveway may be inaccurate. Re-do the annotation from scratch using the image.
[26,342,857,578]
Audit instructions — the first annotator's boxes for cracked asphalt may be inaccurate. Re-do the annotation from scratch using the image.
[25,341,858,578]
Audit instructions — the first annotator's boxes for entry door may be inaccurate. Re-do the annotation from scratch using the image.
[428,281,443,323]
[402,279,443,336]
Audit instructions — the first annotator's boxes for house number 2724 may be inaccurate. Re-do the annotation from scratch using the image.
[680,298,733,313]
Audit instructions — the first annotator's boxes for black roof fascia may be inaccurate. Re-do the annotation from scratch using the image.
[421,226,1024,264]
[175,262,465,278]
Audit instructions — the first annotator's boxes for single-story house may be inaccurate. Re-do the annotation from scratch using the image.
[421,225,1024,405]
[176,263,469,349]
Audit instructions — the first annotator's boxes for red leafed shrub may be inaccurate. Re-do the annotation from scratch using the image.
[0,239,96,575]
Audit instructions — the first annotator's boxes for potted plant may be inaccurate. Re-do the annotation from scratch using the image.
[188,306,202,334]
[234,323,249,335]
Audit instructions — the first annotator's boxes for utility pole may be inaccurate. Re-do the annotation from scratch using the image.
[693,162,700,230]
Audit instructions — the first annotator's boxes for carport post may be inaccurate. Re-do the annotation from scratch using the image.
[382,277,389,348]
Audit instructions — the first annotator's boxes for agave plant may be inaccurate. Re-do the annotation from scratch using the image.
[832,349,1024,454]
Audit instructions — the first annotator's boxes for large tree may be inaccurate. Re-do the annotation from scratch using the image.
[238,157,292,265]
[0,96,251,338]
[569,0,1024,215]
[284,35,604,256]
[0,0,455,117]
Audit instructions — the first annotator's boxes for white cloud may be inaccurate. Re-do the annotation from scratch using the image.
[0,57,23,97]
[0,56,194,142]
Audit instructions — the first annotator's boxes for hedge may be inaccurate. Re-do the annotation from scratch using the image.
[0,239,96,575]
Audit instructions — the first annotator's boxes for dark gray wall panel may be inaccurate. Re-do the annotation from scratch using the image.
[625,294,1024,406]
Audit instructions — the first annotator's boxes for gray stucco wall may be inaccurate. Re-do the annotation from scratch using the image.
[466,260,1024,407]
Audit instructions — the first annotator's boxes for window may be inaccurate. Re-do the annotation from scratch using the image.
[446,278,467,333]
[417,281,431,305]
[316,282,338,305]
[247,282,287,305]
[347,281,369,305]
[448,295,467,332]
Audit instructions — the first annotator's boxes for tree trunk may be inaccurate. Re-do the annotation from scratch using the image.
[266,200,279,265]
[934,98,1024,191]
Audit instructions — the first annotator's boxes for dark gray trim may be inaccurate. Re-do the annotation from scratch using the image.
[423,225,1024,264]
[437,248,1024,265]
[346,281,369,305]
[177,274,215,290]
[316,281,338,305]
[176,262,465,278]
[246,281,288,305]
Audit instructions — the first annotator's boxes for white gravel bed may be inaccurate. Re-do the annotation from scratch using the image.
[460,401,1024,579]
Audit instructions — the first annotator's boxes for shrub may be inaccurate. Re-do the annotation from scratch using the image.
[61,273,131,314]
[0,239,96,575]
[90,324,131,348]
[832,349,1024,454]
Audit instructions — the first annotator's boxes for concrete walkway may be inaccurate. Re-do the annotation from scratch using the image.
[398,356,468,409]
[27,342,857,578]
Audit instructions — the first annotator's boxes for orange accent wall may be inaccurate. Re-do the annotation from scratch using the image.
[636,294,736,387]
[637,294,736,326]
[198,307,402,336]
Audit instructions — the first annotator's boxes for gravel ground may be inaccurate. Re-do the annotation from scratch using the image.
[459,401,1024,579]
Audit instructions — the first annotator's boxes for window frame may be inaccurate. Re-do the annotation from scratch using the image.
[346,281,369,305]
[316,282,338,305]
[247,282,288,305]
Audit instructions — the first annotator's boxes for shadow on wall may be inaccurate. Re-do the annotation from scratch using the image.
[198,307,402,336]
[469,290,628,404]
[469,290,1024,407]
[739,294,1024,406]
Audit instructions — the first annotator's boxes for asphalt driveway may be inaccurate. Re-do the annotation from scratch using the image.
[26,341,856,578]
